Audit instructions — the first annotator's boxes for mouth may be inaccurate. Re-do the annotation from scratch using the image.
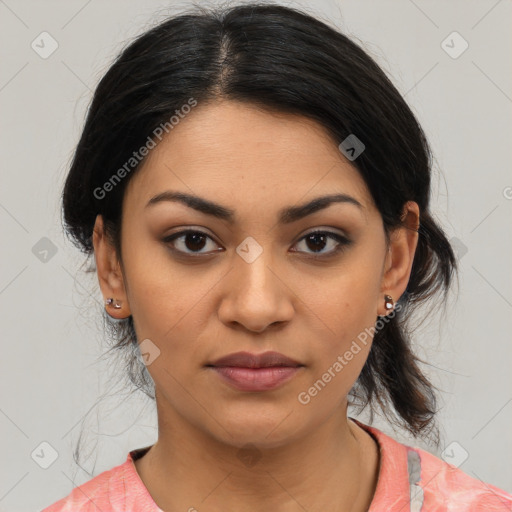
[208,366,303,391]
[206,351,304,391]
[207,350,302,369]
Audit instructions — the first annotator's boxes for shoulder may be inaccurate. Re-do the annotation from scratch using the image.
[352,418,512,511]
[41,448,160,512]
[41,461,127,512]
[413,444,512,511]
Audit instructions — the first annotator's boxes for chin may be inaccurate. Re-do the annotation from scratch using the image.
[207,412,304,451]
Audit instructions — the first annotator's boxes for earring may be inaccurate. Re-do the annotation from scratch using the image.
[105,298,122,309]
[384,294,394,312]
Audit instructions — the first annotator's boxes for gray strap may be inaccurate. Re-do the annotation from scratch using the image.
[408,449,425,511]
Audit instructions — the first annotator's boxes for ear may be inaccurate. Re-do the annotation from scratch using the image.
[378,201,420,316]
[92,215,132,319]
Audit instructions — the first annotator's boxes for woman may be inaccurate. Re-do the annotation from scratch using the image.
[43,2,512,511]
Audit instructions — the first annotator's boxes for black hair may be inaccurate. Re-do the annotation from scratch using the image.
[62,1,458,457]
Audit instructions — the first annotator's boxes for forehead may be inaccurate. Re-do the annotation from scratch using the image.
[125,100,375,220]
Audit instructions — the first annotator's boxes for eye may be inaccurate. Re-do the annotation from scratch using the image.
[163,229,352,258]
[163,230,221,256]
[291,230,351,257]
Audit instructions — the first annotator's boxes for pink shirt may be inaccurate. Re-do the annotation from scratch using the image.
[42,418,512,511]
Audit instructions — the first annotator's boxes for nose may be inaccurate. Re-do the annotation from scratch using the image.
[217,243,295,333]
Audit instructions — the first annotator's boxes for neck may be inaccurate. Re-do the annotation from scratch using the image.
[135,403,379,512]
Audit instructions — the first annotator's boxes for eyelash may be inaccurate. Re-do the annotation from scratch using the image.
[162,229,352,259]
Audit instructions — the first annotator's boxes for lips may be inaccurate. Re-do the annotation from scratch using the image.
[206,351,303,391]
[207,351,302,369]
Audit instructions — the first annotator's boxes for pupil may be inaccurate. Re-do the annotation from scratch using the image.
[186,233,206,251]
[306,233,326,252]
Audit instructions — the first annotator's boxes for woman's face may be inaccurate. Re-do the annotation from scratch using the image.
[94,100,418,449]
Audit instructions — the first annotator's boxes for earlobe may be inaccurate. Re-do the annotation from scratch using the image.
[92,215,132,319]
[378,201,420,316]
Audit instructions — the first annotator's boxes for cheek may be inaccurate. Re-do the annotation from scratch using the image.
[128,279,203,345]
[121,242,199,340]
[311,256,381,329]
[122,248,226,376]
[303,303,376,411]
[309,263,381,380]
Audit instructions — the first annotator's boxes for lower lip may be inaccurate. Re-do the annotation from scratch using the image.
[210,366,301,391]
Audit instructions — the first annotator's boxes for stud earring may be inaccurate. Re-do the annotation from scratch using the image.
[384,294,394,312]
[105,298,122,309]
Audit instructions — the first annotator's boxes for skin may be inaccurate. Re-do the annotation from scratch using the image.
[93,100,419,512]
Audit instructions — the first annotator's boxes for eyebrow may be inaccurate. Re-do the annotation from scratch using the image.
[145,190,364,224]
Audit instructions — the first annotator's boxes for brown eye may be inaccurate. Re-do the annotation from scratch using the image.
[292,230,351,257]
[163,230,222,255]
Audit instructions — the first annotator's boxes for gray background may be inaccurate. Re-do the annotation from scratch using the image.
[1,0,511,510]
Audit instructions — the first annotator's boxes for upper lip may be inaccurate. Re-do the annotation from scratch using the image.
[208,351,302,368]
